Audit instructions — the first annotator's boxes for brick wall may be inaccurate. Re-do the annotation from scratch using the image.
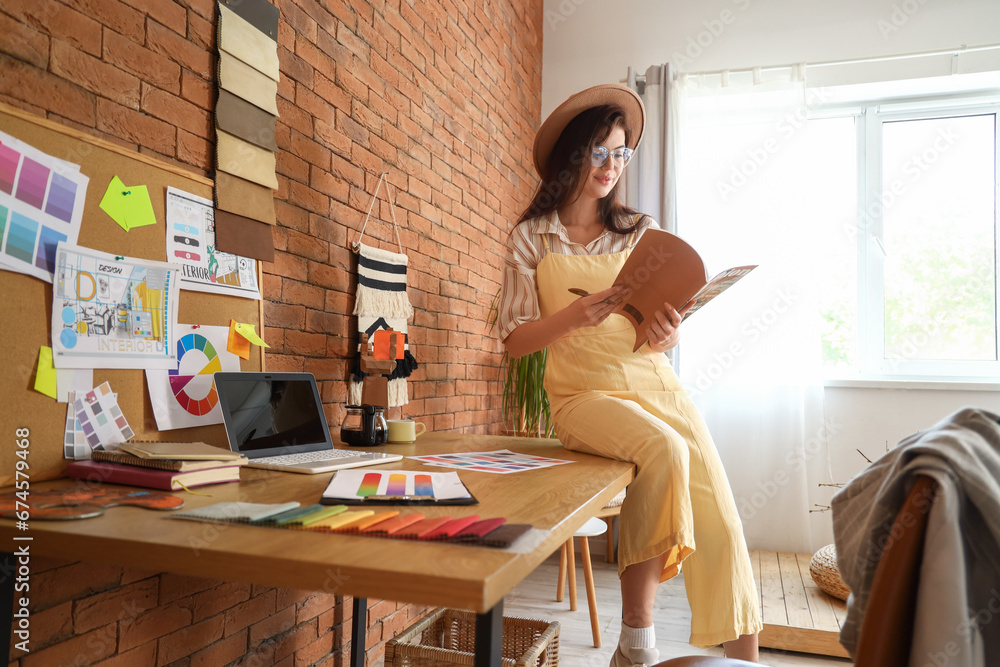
[1,0,543,664]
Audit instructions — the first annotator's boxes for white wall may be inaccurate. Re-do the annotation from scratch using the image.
[542,0,1000,553]
[542,0,1000,114]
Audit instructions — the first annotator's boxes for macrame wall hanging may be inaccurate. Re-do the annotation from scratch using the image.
[350,172,417,407]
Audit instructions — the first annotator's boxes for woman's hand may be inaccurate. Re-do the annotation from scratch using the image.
[568,285,630,330]
[647,299,695,352]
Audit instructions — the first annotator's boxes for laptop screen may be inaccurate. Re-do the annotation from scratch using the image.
[214,372,332,458]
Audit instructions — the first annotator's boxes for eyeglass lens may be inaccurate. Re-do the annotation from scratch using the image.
[591,146,633,168]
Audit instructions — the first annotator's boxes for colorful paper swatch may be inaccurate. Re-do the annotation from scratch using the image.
[72,382,134,454]
[409,450,575,474]
[0,130,88,283]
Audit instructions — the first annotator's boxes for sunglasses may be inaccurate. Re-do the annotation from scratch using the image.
[591,145,634,168]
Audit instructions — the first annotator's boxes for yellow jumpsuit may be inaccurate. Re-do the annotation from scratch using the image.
[536,235,762,648]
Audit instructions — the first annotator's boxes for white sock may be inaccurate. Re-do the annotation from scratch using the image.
[619,621,655,650]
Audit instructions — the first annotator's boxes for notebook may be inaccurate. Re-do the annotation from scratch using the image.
[214,372,402,474]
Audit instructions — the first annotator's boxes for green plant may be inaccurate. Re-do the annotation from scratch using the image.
[488,290,555,437]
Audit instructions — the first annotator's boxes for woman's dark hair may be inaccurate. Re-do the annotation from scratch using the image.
[517,104,645,233]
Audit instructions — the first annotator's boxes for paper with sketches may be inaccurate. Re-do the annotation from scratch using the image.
[146,324,241,430]
[51,242,181,369]
[165,187,260,299]
[0,129,88,282]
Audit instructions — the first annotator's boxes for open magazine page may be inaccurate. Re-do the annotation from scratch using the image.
[682,265,757,321]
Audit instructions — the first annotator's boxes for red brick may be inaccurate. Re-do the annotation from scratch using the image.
[223,589,276,637]
[142,85,211,138]
[294,629,334,664]
[159,573,217,604]
[0,11,49,69]
[96,98,176,154]
[7,0,102,56]
[103,29,181,94]
[188,10,215,51]
[249,605,295,644]
[147,19,214,79]
[27,600,73,651]
[314,118,352,158]
[284,330,328,357]
[29,562,122,612]
[177,128,212,170]
[49,39,140,109]
[157,615,225,665]
[283,280,325,309]
[22,623,116,667]
[122,0,186,35]
[290,130,332,170]
[308,261,349,291]
[119,601,192,651]
[91,642,157,667]
[68,0,145,42]
[190,581,252,622]
[180,69,213,110]
[74,578,159,634]
[190,628,249,667]
[264,302,306,330]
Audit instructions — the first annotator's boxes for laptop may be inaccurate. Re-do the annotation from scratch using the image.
[214,371,402,474]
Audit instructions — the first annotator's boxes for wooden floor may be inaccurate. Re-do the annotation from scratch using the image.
[503,541,855,666]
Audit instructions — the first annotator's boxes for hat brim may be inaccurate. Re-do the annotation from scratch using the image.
[532,84,645,178]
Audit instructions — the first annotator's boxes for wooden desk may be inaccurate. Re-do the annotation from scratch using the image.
[0,433,634,667]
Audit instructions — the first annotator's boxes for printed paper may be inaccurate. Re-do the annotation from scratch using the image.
[51,242,181,369]
[145,324,241,430]
[0,130,88,282]
[165,187,261,299]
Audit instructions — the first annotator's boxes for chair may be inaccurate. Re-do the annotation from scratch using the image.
[556,516,607,647]
[649,474,938,667]
[594,488,626,563]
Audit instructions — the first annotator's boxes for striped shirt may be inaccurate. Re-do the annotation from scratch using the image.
[497,212,658,340]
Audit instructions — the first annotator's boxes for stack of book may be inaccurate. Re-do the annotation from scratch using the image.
[66,441,246,491]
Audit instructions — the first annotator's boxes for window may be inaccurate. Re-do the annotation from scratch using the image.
[846,100,999,379]
[677,81,1000,382]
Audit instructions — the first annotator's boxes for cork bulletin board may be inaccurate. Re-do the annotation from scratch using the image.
[0,102,264,485]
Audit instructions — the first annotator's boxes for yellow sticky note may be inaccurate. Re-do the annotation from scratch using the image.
[100,176,131,231]
[227,320,251,360]
[34,346,57,399]
[234,322,269,348]
[121,184,157,229]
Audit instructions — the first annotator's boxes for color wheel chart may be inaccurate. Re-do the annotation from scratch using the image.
[168,333,221,416]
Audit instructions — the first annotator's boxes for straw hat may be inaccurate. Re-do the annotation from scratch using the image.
[532,83,645,177]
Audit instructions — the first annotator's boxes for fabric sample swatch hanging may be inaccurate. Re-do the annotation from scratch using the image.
[350,173,417,407]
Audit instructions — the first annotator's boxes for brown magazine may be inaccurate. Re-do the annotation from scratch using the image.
[610,229,756,352]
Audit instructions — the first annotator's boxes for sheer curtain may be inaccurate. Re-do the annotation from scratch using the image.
[633,66,836,553]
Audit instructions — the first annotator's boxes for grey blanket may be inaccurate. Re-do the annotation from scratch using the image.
[832,408,1000,667]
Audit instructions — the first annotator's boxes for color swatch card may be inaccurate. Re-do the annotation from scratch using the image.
[409,450,574,474]
[145,324,241,431]
[51,243,181,370]
[71,381,134,455]
[0,130,88,283]
[165,187,260,300]
[63,390,87,459]
[322,470,473,503]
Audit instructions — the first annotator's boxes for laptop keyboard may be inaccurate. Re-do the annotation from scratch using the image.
[253,449,360,465]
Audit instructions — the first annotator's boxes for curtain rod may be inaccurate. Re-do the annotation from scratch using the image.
[628,42,1000,86]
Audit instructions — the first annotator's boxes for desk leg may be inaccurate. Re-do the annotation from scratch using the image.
[1,551,13,663]
[351,596,366,667]
[475,599,503,667]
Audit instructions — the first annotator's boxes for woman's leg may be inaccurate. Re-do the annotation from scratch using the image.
[723,633,759,662]
[620,551,670,627]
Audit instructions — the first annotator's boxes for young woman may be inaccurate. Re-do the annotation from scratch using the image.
[496,84,762,666]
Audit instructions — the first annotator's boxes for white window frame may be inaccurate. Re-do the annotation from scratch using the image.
[853,96,1000,380]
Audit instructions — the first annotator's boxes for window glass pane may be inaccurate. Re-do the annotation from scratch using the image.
[881,114,997,361]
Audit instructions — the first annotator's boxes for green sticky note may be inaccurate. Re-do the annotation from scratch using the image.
[234,322,270,348]
[121,185,157,229]
[100,176,131,231]
[34,346,57,399]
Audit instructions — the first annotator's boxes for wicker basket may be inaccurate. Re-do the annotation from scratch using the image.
[385,608,559,667]
[809,544,851,601]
